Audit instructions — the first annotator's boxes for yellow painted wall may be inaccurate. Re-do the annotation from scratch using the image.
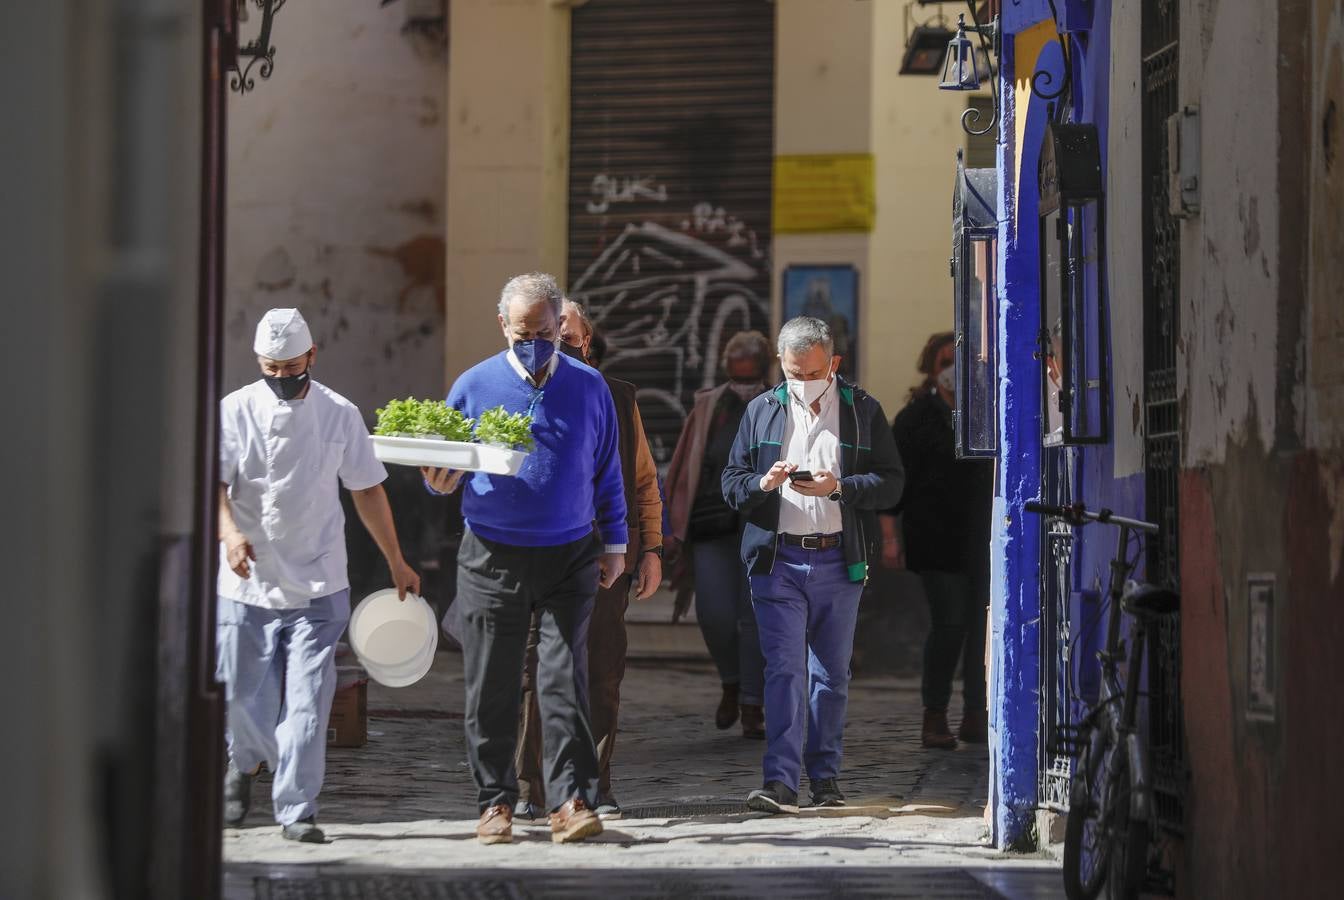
[444,0,571,387]
[866,0,983,413]
[772,0,874,392]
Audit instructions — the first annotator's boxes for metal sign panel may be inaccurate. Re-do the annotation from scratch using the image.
[567,0,776,466]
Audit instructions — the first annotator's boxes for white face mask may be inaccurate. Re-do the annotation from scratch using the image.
[787,374,833,407]
[936,366,955,393]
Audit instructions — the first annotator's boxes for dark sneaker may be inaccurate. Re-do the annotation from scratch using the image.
[280,817,325,843]
[809,777,846,808]
[746,780,799,815]
[513,799,542,821]
[595,797,622,820]
[223,762,255,827]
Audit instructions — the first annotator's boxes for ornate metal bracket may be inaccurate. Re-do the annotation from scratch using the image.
[959,4,1000,137]
[1030,0,1074,115]
[230,0,287,95]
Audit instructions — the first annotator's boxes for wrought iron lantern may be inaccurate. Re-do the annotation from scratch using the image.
[1037,122,1110,446]
[939,15,985,90]
[230,0,288,94]
[951,149,1000,458]
[937,12,1001,137]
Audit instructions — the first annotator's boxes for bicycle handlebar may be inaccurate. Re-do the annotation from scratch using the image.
[1024,499,1159,534]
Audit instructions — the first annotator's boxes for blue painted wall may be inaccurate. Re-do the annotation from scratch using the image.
[990,22,1052,848]
[991,0,1155,848]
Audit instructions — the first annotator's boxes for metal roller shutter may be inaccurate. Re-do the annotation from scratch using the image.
[567,0,776,467]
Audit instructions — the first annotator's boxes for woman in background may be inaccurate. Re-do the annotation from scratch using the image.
[880,332,993,749]
[665,331,773,739]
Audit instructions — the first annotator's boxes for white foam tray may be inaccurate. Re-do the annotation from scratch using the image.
[370,435,528,475]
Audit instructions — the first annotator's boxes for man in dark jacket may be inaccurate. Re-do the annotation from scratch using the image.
[721,316,903,813]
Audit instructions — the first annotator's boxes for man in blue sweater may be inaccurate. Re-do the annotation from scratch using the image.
[423,272,627,846]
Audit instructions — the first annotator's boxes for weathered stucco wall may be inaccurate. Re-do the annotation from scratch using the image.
[225,0,447,414]
[1107,0,1146,478]
[1307,2,1344,456]
[1175,0,1344,896]
[1178,0,1280,465]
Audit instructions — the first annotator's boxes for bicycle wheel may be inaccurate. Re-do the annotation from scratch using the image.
[1063,732,1111,900]
[1104,751,1150,900]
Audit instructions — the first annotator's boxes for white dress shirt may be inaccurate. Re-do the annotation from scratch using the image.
[505,347,560,386]
[218,380,387,609]
[503,346,627,556]
[778,380,844,536]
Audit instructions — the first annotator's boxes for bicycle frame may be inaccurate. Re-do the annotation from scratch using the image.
[1028,500,1167,899]
[1094,521,1153,831]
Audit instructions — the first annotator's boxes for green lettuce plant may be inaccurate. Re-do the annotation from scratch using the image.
[473,406,535,451]
[374,398,473,441]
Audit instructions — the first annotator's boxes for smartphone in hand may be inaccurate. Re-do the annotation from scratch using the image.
[788,470,815,482]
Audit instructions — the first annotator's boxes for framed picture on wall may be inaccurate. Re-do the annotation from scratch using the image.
[781,265,860,380]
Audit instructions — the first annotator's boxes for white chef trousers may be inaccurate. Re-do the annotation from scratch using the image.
[216,589,350,826]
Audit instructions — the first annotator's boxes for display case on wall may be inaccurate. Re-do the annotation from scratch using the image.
[951,150,1000,458]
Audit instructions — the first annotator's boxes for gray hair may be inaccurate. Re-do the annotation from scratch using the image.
[776,316,834,357]
[498,273,564,322]
[722,329,772,373]
[562,298,593,337]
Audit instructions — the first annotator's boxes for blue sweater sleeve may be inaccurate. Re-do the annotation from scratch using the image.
[591,383,629,546]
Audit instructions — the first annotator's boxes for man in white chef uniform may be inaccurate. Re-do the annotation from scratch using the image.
[217,308,420,842]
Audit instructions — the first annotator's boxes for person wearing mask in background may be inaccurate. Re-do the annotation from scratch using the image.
[422,274,627,846]
[513,300,664,822]
[665,330,773,739]
[879,331,994,750]
[722,317,903,814]
[218,308,421,843]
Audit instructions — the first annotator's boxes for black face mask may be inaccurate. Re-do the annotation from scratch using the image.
[264,366,310,401]
[558,340,587,363]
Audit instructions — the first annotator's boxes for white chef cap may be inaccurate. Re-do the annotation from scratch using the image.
[253,308,314,360]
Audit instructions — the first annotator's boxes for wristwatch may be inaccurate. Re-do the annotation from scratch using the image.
[644,545,664,558]
[828,487,843,503]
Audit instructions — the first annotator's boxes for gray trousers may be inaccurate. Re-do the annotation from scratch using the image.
[216,590,350,825]
[456,528,601,813]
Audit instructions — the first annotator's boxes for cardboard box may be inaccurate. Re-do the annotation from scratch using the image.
[328,667,368,747]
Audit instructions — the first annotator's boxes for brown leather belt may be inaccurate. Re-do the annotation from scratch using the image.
[781,532,842,550]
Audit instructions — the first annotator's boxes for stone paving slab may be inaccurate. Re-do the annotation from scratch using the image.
[224,652,1061,898]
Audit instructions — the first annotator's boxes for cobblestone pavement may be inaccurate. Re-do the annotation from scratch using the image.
[223,652,1061,899]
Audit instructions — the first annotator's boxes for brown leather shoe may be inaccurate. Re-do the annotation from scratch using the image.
[716,683,740,729]
[549,797,603,844]
[957,706,988,743]
[740,703,765,740]
[922,708,958,750]
[476,804,513,845]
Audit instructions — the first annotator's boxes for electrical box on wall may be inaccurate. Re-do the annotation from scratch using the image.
[1246,573,1276,722]
[1167,105,1201,218]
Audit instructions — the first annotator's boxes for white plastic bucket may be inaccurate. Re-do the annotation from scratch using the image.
[348,589,438,688]
[360,627,437,688]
